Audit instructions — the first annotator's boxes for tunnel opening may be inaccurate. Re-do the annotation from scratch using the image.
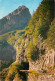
[21,62,29,70]
[19,62,29,81]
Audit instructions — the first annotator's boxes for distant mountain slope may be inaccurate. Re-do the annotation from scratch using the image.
[0,30,25,61]
[0,5,31,35]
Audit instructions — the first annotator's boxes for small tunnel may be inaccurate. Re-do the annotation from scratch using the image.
[21,62,29,70]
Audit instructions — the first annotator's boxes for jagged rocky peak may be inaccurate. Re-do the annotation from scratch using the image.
[6,5,29,17]
[15,5,28,13]
[0,5,31,35]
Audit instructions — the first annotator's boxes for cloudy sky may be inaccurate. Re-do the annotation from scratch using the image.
[0,0,42,19]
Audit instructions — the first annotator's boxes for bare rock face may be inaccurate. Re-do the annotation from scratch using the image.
[15,38,29,64]
[28,73,55,81]
[29,49,55,71]
[0,5,31,35]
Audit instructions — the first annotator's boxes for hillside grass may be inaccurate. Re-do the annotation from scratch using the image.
[0,30,25,45]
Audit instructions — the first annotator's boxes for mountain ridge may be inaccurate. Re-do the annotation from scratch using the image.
[0,5,31,35]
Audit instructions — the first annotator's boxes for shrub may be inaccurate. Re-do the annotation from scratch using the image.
[46,19,55,49]
[5,61,23,81]
[27,41,39,61]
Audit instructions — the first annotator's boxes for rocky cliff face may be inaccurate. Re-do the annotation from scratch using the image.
[27,73,55,81]
[15,38,55,81]
[15,37,55,69]
[15,37,30,64]
[29,49,55,71]
[0,5,31,35]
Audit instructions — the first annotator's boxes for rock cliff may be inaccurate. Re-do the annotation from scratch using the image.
[27,73,55,81]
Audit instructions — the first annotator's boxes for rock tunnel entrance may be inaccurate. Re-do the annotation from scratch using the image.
[21,62,29,70]
[19,62,29,81]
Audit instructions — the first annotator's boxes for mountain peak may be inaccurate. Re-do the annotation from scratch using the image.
[11,5,28,16]
[18,5,27,9]
[0,6,31,35]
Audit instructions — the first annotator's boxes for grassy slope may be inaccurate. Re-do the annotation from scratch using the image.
[0,30,25,44]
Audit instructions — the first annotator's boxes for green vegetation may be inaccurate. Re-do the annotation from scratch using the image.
[28,72,54,76]
[25,0,54,60]
[27,41,39,61]
[46,18,55,49]
[5,61,23,81]
[25,0,54,39]
[0,61,28,81]
[14,74,22,81]
[0,68,9,80]
[0,60,13,71]
[0,30,25,45]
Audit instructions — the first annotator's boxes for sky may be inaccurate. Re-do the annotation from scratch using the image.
[0,0,42,19]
